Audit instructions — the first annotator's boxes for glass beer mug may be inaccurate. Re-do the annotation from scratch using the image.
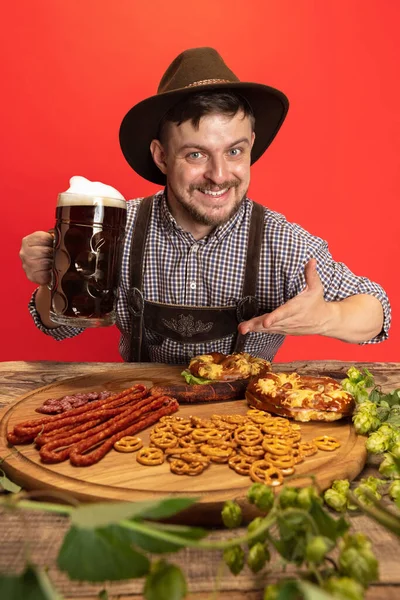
[49,181,127,328]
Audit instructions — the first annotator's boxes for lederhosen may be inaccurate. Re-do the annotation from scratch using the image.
[127,197,265,362]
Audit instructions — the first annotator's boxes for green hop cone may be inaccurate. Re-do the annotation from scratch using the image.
[221,500,243,528]
[346,367,365,384]
[323,575,365,600]
[247,541,268,573]
[390,441,400,459]
[388,479,400,501]
[324,488,348,512]
[305,535,333,565]
[366,430,393,454]
[353,407,381,434]
[350,484,381,509]
[379,453,400,479]
[223,545,245,576]
[263,584,279,600]
[278,486,298,509]
[332,479,351,495]
[247,516,269,547]
[297,486,322,510]
[247,483,274,512]
[338,533,379,586]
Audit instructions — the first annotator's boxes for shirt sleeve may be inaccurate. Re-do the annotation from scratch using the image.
[28,289,84,341]
[287,228,391,344]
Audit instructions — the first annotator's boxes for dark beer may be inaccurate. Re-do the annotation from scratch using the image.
[50,194,126,327]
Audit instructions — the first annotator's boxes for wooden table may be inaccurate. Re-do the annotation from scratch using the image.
[1,360,399,600]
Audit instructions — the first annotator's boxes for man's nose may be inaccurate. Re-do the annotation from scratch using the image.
[204,156,229,184]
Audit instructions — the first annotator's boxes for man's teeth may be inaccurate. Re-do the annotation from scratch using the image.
[201,188,228,197]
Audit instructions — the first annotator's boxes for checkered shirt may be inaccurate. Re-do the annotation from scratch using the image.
[29,190,391,364]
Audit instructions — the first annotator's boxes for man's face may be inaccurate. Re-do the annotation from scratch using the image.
[153,111,255,228]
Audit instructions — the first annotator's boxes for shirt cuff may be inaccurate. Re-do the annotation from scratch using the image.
[359,290,391,345]
[28,289,84,341]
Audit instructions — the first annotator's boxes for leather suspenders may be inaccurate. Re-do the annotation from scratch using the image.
[127,198,264,362]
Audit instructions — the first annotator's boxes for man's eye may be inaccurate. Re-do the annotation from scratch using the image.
[188,152,202,159]
[228,148,242,157]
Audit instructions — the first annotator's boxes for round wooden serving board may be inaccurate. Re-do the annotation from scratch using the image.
[0,365,367,524]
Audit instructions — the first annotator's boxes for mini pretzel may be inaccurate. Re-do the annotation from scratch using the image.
[200,444,234,461]
[179,435,199,448]
[206,438,238,448]
[261,422,291,436]
[299,441,318,456]
[169,459,189,475]
[291,448,305,464]
[153,422,172,433]
[218,414,249,425]
[278,431,301,444]
[246,408,271,423]
[150,430,178,449]
[228,455,255,476]
[265,453,295,469]
[211,418,237,431]
[262,439,292,456]
[191,428,222,442]
[240,444,265,458]
[165,445,198,456]
[180,452,210,464]
[191,416,215,428]
[137,447,164,466]
[313,435,341,451]
[113,436,143,453]
[171,421,193,437]
[185,461,206,476]
[234,425,263,446]
[250,461,283,486]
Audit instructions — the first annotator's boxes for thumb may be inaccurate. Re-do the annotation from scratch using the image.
[304,258,322,291]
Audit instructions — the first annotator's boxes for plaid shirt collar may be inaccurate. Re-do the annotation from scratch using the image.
[158,188,250,243]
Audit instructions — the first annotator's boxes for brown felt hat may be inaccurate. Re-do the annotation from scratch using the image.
[119,47,289,184]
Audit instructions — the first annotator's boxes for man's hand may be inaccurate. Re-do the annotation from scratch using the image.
[19,231,54,286]
[239,259,332,336]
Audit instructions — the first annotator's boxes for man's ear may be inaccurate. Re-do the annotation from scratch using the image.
[251,131,255,150]
[150,139,168,175]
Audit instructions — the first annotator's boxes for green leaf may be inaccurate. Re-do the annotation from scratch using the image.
[297,580,337,600]
[309,500,349,541]
[144,560,187,600]
[71,497,198,529]
[180,369,213,385]
[57,525,150,581]
[120,522,208,553]
[0,469,21,493]
[98,591,108,600]
[0,564,62,600]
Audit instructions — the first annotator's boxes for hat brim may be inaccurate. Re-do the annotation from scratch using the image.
[119,82,289,185]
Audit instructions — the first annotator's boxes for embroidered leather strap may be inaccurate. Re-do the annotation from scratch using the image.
[233,201,264,352]
[128,196,153,362]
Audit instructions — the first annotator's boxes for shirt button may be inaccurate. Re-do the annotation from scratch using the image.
[191,244,199,253]
[190,281,196,290]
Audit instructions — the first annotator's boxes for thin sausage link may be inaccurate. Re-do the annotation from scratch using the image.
[14,386,151,439]
[69,398,179,466]
[11,384,149,437]
[39,396,174,464]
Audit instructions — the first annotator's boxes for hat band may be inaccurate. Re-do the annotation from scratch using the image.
[185,78,232,88]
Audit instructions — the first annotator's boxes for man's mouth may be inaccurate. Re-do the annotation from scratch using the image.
[198,188,229,197]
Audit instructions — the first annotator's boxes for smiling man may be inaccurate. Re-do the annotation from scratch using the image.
[20,47,391,363]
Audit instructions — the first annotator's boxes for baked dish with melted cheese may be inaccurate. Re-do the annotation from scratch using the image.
[186,352,271,383]
[246,371,355,422]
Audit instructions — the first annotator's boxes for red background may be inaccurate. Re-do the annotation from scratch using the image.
[1,1,399,363]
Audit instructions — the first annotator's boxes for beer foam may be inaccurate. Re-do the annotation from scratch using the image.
[58,176,126,208]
